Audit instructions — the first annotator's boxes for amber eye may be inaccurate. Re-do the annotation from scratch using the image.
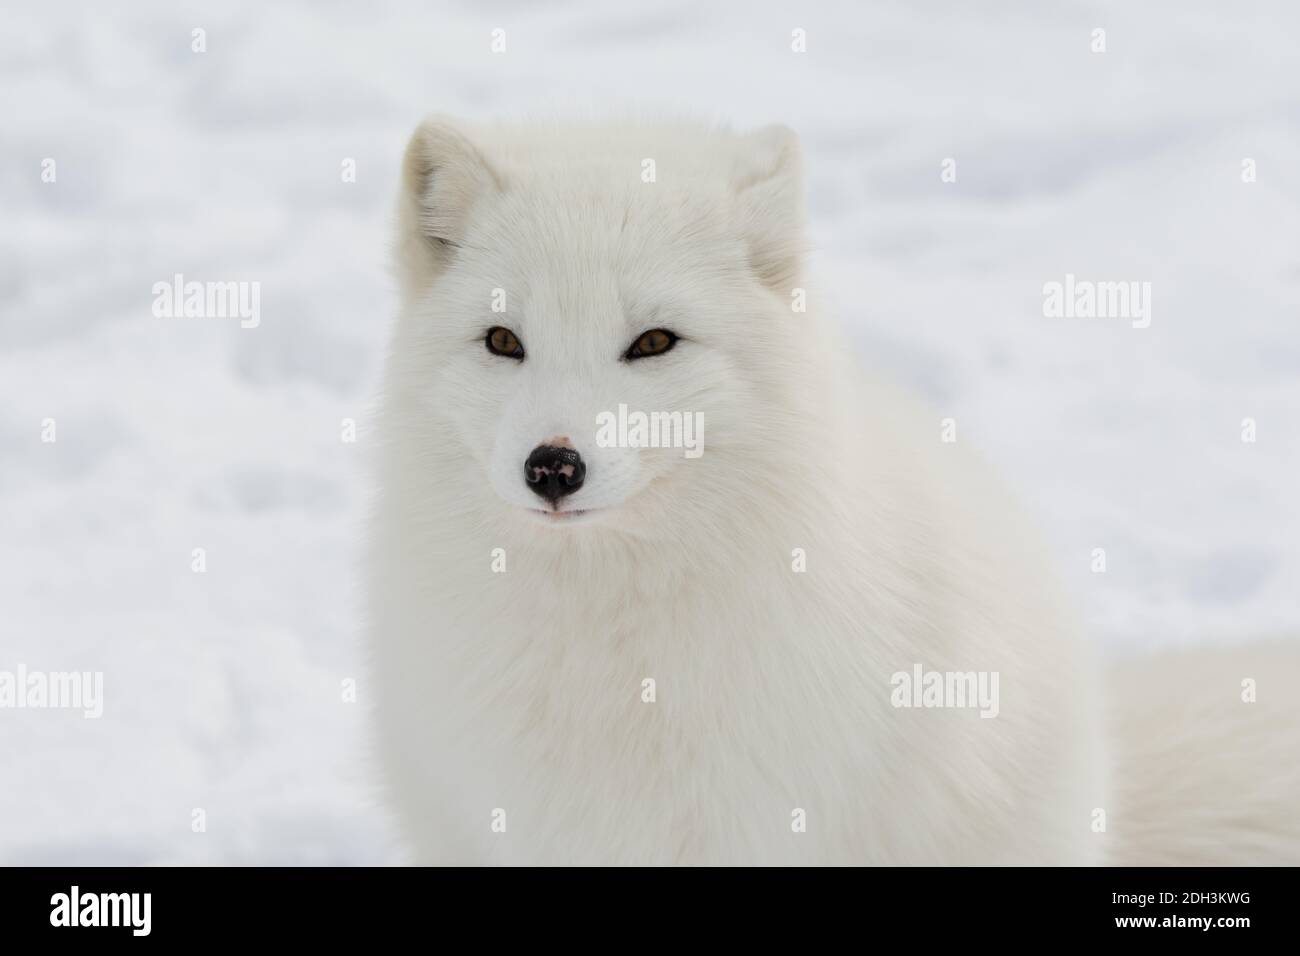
[486,326,524,359]
[625,328,678,360]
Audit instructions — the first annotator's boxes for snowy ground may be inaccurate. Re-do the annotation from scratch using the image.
[1,1,1297,864]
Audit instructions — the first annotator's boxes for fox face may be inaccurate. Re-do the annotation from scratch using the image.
[387,118,806,534]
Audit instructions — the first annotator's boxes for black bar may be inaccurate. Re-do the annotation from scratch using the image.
[0,866,1283,942]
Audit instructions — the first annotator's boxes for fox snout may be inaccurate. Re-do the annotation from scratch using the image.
[524,441,586,503]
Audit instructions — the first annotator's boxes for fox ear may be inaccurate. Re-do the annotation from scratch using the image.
[397,116,503,284]
[732,124,805,294]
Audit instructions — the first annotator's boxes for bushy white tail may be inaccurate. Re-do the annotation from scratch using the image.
[1106,641,1300,865]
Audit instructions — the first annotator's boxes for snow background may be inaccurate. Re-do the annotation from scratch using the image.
[1,0,1296,864]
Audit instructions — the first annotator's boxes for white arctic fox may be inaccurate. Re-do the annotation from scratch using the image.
[369,117,1300,865]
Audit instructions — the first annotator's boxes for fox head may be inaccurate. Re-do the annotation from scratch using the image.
[384,117,814,540]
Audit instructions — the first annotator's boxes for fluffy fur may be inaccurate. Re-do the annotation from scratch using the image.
[1106,641,1300,865]
[367,117,1296,865]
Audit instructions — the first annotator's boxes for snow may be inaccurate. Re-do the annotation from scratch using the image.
[1,0,1297,864]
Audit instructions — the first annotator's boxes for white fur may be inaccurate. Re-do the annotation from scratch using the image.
[367,117,1297,865]
[1105,642,1300,865]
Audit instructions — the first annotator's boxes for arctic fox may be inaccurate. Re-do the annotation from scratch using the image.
[368,117,1298,865]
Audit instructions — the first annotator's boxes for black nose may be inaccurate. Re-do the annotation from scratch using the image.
[524,445,586,502]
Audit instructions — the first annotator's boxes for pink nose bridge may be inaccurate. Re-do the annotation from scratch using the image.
[533,461,576,480]
[536,437,576,480]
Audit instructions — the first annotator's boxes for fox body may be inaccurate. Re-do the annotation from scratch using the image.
[368,118,1294,865]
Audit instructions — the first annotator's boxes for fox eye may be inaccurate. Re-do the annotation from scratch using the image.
[625,328,678,360]
[486,326,524,360]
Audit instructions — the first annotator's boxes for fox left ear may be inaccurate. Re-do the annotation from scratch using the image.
[732,125,805,293]
[396,116,504,292]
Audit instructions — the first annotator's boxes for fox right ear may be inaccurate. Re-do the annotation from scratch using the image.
[732,124,805,294]
[397,117,503,283]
